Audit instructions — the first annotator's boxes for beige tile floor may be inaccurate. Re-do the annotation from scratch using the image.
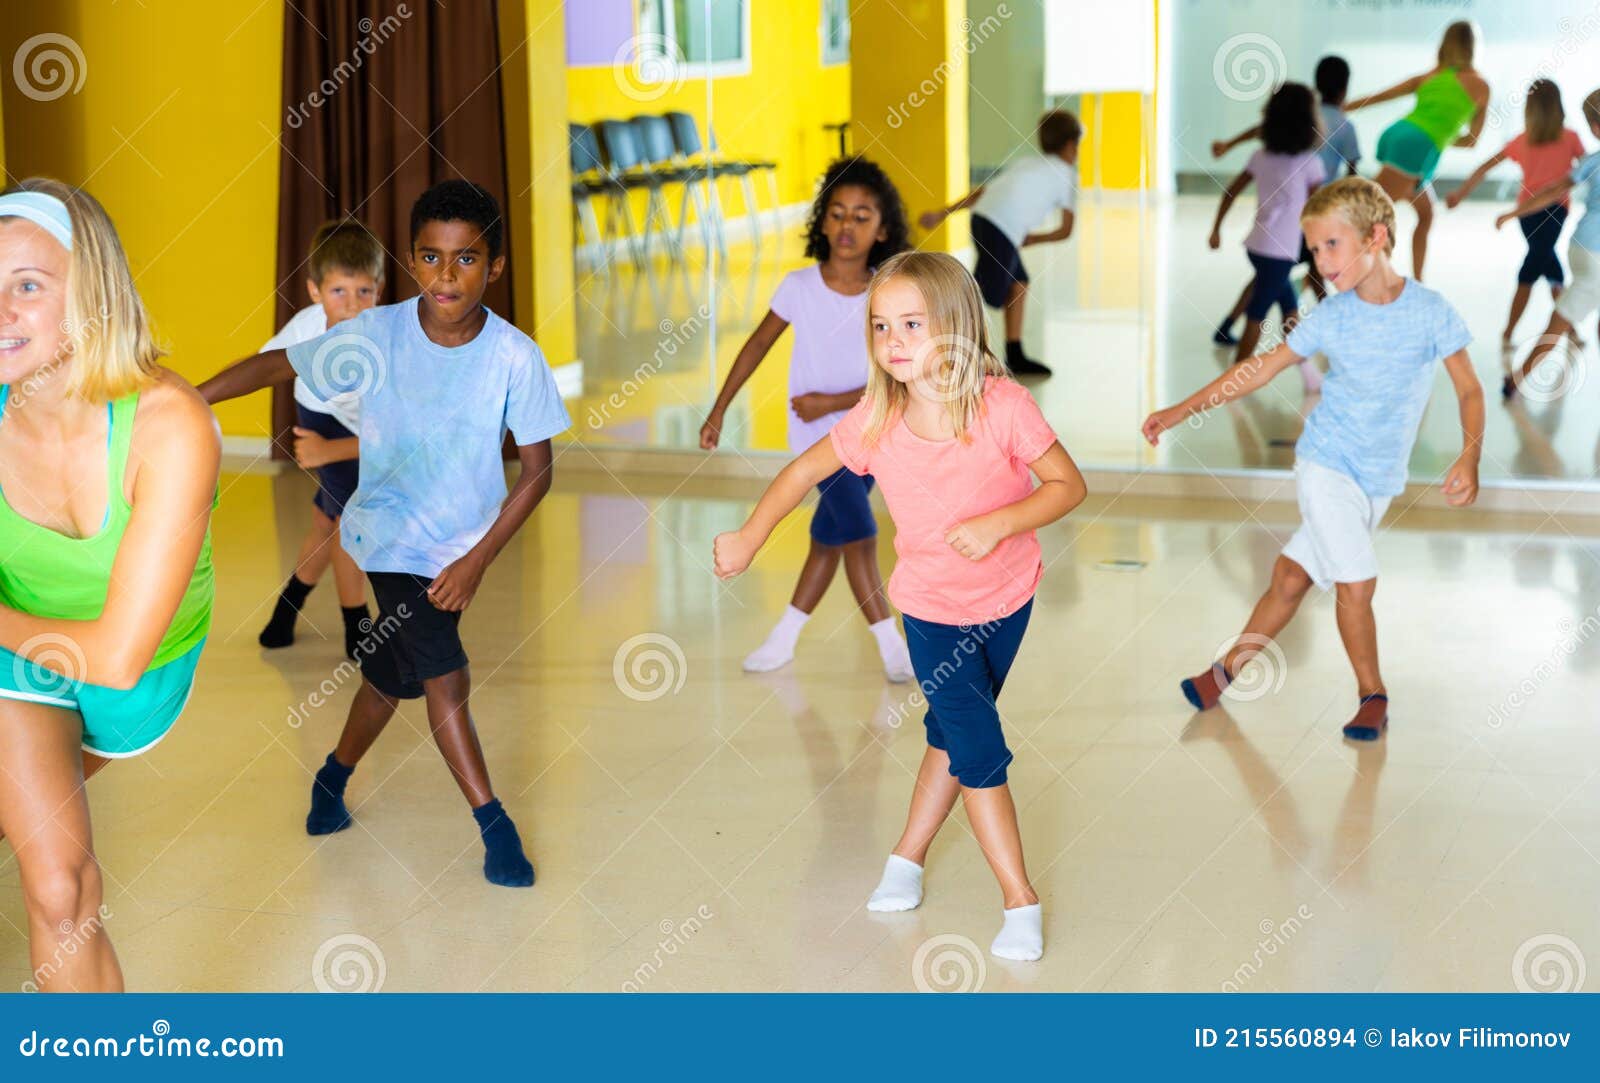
[3,468,1597,992]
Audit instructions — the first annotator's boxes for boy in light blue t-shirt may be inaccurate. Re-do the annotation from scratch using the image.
[1142,177,1483,742]
[200,180,570,888]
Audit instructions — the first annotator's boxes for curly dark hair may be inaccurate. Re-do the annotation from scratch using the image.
[409,178,504,260]
[1261,82,1319,155]
[803,157,910,268]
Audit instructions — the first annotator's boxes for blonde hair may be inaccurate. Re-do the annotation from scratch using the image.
[307,219,385,284]
[1524,79,1564,145]
[1438,20,1476,69]
[1584,88,1600,131]
[1302,176,1397,254]
[862,251,1009,444]
[0,178,164,402]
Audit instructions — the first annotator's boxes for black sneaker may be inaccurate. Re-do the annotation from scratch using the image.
[1212,324,1239,346]
[1501,375,1517,401]
[1009,356,1053,377]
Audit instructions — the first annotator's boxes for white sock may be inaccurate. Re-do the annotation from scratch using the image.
[743,605,809,673]
[991,902,1043,961]
[1298,359,1323,394]
[865,854,923,912]
[869,618,915,683]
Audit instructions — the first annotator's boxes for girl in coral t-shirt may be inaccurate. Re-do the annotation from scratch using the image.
[713,251,1087,963]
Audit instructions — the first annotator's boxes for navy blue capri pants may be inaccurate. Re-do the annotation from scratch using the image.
[1518,204,1567,287]
[901,599,1033,789]
[1244,251,1299,322]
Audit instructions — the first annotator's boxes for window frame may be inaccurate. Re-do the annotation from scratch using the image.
[637,0,753,79]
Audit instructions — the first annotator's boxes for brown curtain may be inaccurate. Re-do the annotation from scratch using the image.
[271,0,513,458]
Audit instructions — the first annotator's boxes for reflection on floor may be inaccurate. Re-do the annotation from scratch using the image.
[2,468,1595,991]
[569,194,1600,486]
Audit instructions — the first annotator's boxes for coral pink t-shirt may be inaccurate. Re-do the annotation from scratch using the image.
[830,376,1059,626]
[1504,128,1587,203]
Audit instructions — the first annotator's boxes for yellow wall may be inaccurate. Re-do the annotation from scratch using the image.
[0,2,283,438]
[1076,1,1159,191]
[502,0,578,368]
[567,1,850,209]
[850,0,969,252]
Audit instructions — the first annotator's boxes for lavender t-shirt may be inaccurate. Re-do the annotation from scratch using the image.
[769,264,871,452]
[1243,149,1327,261]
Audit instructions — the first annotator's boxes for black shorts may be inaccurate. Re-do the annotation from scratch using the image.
[295,402,359,519]
[355,572,469,700]
[971,213,1027,309]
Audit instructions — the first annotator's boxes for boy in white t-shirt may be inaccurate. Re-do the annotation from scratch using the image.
[257,221,384,660]
[920,110,1080,376]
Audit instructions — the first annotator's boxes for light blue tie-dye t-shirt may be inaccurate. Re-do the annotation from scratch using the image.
[287,297,571,577]
[1569,150,1600,253]
[1286,279,1471,498]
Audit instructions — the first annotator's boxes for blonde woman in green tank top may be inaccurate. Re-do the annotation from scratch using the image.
[1344,20,1490,280]
[0,179,219,991]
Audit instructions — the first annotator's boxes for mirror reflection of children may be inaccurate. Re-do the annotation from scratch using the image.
[1344,20,1490,281]
[715,252,1088,961]
[919,111,1080,378]
[1447,79,1586,357]
[1496,88,1600,401]
[701,158,914,682]
[1207,83,1327,390]
[1210,56,1361,345]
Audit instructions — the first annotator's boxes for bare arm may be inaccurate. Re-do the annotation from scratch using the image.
[427,438,554,611]
[713,437,843,577]
[701,311,789,449]
[1210,171,1252,246]
[1344,73,1428,112]
[919,185,987,230]
[1445,147,1507,207]
[946,442,1088,561]
[1211,124,1261,158]
[196,348,295,405]
[0,385,221,689]
[1453,76,1492,148]
[791,385,867,422]
[1439,349,1484,507]
[292,429,360,468]
[1497,175,1576,226]
[1141,342,1304,445]
[1022,208,1074,247]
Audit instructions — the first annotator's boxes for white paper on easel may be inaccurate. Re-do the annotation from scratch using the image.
[1043,0,1154,95]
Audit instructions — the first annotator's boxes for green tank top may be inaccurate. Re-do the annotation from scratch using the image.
[0,387,213,671]
[1403,68,1477,150]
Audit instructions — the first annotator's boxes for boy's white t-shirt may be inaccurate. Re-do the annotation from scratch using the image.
[972,155,1078,247]
[261,304,361,433]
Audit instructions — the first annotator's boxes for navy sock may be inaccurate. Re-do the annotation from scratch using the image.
[306,752,354,836]
[260,575,314,648]
[472,799,535,887]
[342,604,371,661]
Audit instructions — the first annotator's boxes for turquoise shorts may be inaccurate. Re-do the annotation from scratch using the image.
[1376,119,1442,185]
[0,639,204,758]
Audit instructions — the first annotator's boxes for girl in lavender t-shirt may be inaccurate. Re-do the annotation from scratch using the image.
[700,159,914,680]
[1209,82,1326,388]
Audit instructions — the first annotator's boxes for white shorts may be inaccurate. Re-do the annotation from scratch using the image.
[1281,460,1392,591]
[1555,243,1600,326]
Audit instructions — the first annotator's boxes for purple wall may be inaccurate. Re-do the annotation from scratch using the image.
[566,0,636,66]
